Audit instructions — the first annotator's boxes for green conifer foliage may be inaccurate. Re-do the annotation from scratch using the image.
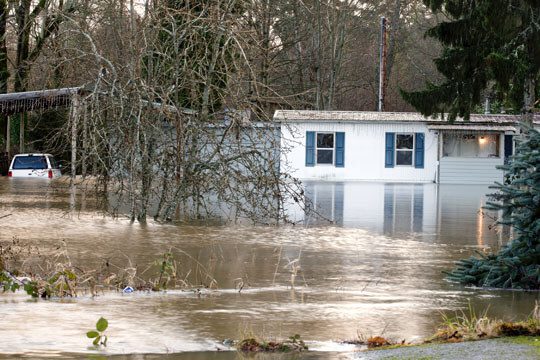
[401,0,540,120]
[446,127,540,289]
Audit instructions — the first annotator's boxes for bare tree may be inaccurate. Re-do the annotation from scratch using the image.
[47,0,306,224]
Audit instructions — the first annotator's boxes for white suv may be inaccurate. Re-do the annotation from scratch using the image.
[8,154,62,179]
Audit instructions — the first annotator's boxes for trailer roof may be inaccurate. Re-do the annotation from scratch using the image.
[273,110,540,125]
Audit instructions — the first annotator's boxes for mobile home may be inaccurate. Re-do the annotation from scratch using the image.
[275,111,540,184]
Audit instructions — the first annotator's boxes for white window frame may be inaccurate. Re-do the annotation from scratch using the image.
[316,132,335,165]
[395,133,415,167]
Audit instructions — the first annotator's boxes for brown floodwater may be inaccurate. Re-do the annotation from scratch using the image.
[0,178,538,359]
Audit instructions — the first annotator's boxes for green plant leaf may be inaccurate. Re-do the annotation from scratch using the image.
[102,335,108,347]
[93,336,100,346]
[23,282,39,297]
[64,269,77,280]
[86,331,99,338]
[96,317,108,332]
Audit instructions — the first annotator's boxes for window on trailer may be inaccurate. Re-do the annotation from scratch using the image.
[395,134,414,166]
[316,133,334,165]
[443,134,500,158]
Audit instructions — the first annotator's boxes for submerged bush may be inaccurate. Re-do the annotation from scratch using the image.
[367,336,392,348]
[237,334,308,353]
[1,240,218,298]
[446,127,540,289]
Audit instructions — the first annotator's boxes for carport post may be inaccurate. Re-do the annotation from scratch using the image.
[70,94,81,180]
[19,114,24,153]
[6,115,10,156]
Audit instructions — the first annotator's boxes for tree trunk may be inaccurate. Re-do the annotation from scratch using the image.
[326,1,347,110]
[259,0,271,108]
[15,0,31,92]
[292,3,306,107]
[385,0,402,84]
[315,0,322,110]
[0,1,7,93]
[0,0,7,150]
[13,0,69,151]
[522,76,535,127]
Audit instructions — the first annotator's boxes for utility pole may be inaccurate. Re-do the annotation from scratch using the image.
[378,16,387,112]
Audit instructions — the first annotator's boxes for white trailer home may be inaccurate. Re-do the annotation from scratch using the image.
[275,110,540,184]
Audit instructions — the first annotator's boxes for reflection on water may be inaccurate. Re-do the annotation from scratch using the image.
[304,182,345,225]
[0,178,537,358]
[295,182,506,246]
[383,183,425,234]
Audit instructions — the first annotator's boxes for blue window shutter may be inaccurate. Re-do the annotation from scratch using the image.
[335,132,345,167]
[504,135,513,164]
[306,131,315,167]
[415,133,425,169]
[385,133,395,168]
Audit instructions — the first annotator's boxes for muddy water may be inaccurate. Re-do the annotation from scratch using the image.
[0,178,538,358]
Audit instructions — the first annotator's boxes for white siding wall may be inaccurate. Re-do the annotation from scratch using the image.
[281,122,438,182]
[439,133,505,184]
[439,158,504,184]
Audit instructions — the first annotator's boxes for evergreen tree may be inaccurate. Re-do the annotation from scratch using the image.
[401,0,540,123]
[446,127,540,289]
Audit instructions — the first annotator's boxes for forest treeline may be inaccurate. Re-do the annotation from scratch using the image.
[0,0,442,147]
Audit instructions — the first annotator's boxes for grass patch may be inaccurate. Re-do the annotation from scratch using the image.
[502,336,540,353]
[359,302,540,357]
[237,334,308,353]
[500,336,540,358]
[429,302,540,343]
[383,357,435,360]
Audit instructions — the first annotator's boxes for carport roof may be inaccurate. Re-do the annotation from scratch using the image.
[0,87,83,115]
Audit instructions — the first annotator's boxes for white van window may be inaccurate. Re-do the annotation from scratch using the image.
[12,155,48,170]
[48,156,59,169]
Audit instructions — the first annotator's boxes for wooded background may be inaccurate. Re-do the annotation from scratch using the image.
[0,1,445,153]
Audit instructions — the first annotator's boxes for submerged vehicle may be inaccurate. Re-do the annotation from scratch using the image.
[8,153,62,179]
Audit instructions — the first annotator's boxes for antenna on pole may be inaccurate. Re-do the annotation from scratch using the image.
[378,16,387,112]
